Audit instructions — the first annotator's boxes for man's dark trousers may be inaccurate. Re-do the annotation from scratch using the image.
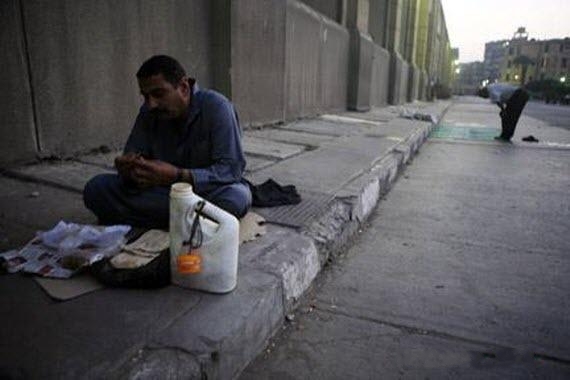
[500,88,529,140]
[83,174,251,229]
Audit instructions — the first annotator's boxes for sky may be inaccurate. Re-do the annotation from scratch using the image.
[440,0,570,63]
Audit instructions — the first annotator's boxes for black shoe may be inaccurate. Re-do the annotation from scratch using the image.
[494,136,511,142]
[522,135,539,142]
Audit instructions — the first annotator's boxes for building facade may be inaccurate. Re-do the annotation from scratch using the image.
[484,40,508,82]
[492,29,570,85]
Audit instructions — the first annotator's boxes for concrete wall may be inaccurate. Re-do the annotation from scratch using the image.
[231,0,287,126]
[300,0,343,22]
[417,69,428,100]
[370,44,391,106]
[319,17,350,113]
[21,0,213,158]
[232,0,348,124]
[407,64,420,102]
[389,53,409,104]
[0,0,37,164]
[369,0,389,48]
[285,1,349,119]
[0,0,452,165]
[285,1,322,118]
[0,0,213,164]
[347,30,373,111]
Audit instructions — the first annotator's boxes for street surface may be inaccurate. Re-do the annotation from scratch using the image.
[242,97,570,379]
[524,101,570,132]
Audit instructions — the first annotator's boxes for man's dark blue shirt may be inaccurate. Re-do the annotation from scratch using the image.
[124,83,246,194]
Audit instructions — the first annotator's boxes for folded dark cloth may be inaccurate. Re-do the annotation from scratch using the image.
[246,179,302,207]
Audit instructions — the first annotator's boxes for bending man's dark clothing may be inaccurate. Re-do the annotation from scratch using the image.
[487,83,529,140]
[500,88,529,140]
[84,84,251,228]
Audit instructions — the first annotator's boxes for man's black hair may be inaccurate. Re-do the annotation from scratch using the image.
[136,55,186,86]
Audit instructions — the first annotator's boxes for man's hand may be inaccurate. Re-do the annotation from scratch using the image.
[115,152,141,182]
[131,158,178,188]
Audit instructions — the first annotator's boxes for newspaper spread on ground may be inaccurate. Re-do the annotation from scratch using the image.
[0,221,131,278]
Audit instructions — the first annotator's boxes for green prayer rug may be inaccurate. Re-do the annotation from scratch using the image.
[430,124,500,141]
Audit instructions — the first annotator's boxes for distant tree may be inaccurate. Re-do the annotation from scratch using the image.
[513,55,534,85]
[526,79,570,103]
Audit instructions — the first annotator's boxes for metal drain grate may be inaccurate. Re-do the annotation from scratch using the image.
[430,124,499,141]
[253,190,335,229]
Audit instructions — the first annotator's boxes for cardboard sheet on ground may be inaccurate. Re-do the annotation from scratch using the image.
[34,212,266,300]
[35,273,104,301]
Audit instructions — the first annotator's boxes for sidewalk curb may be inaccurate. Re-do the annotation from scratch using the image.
[113,103,451,379]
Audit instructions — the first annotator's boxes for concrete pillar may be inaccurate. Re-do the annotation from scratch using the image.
[368,0,389,48]
[385,0,402,53]
[0,0,38,164]
[230,0,287,125]
[346,0,373,111]
[211,0,232,98]
[405,0,420,102]
[414,0,431,100]
[368,0,391,107]
[385,0,409,104]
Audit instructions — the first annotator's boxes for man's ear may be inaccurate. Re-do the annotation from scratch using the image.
[179,76,190,96]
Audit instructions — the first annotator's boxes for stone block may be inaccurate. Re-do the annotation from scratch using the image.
[284,1,322,118]
[347,29,373,111]
[231,0,286,126]
[370,43,391,107]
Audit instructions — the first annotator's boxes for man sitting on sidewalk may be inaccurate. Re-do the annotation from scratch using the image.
[84,55,252,228]
[479,82,529,142]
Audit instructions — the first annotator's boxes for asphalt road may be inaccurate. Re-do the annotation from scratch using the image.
[242,98,570,379]
[523,101,570,131]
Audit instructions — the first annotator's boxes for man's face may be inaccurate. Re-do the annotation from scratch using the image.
[138,74,190,120]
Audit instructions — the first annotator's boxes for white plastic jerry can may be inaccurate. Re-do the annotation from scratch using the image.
[169,182,240,293]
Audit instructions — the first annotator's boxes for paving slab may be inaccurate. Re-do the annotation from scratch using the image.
[76,149,275,174]
[279,119,370,136]
[0,176,95,251]
[319,114,387,126]
[75,150,122,169]
[248,134,399,195]
[244,154,275,172]
[242,136,305,159]
[341,106,398,122]
[5,161,114,193]
[245,128,335,147]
